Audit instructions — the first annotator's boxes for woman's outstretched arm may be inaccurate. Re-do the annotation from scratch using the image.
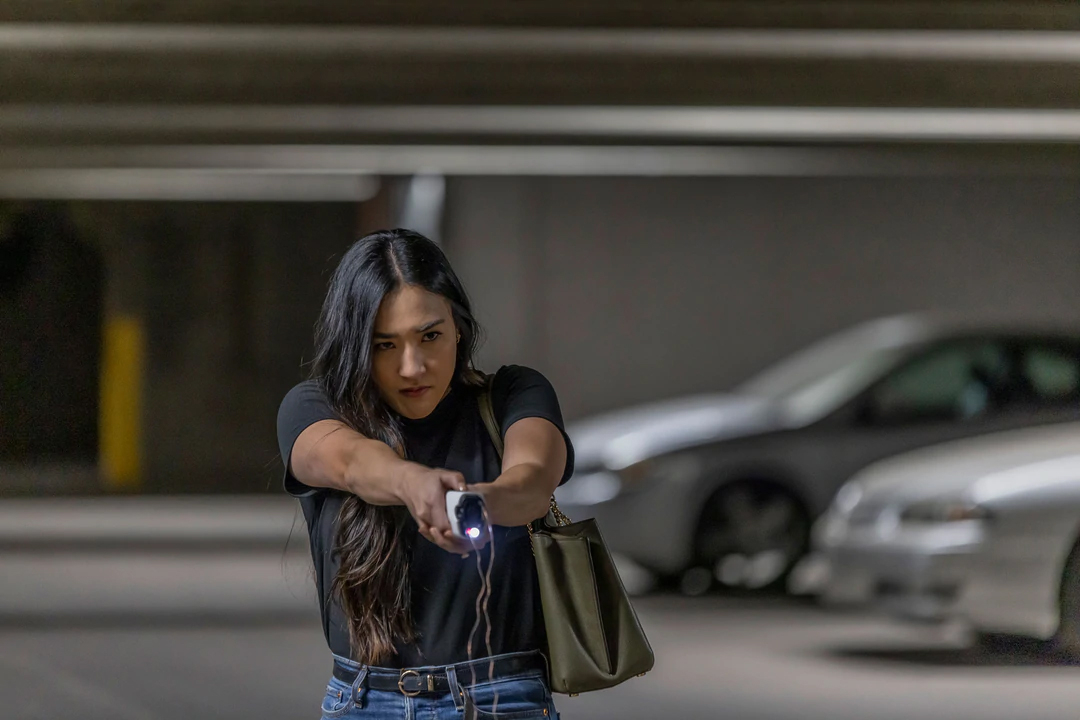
[288,418,475,554]
[289,419,407,504]
[469,417,567,527]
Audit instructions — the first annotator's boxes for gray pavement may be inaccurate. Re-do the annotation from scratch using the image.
[5,497,1080,719]
[6,596,1080,719]
[0,495,302,546]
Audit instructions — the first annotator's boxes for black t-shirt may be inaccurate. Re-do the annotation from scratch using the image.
[276,365,574,668]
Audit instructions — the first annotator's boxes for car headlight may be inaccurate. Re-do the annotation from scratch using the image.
[899,498,992,524]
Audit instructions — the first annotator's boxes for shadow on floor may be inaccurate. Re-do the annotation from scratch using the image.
[825,636,1080,668]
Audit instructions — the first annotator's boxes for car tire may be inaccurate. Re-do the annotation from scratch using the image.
[689,481,810,595]
[974,631,1023,655]
[1053,538,1080,659]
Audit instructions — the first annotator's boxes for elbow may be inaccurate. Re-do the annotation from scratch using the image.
[529,497,552,523]
[528,467,560,520]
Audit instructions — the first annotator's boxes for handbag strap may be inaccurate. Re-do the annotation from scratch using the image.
[478,376,505,458]
[478,375,572,532]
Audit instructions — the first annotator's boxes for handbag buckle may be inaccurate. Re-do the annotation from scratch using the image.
[398,669,422,697]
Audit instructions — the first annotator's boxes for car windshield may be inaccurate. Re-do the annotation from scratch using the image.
[736,317,929,422]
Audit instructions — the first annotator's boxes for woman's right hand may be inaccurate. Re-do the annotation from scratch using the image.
[395,463,482,555]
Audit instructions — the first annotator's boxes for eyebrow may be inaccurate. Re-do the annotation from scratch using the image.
[373,318,446,340]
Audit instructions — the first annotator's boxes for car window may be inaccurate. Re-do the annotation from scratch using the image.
[1020,341,1080,405]
[866,341,1008,424]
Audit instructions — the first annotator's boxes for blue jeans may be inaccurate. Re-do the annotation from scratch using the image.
[320,650,560,719]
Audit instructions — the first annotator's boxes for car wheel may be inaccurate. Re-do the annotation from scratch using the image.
[1054,538,1080,659]
[687,482,809,595]
[974,631,1022,655]
[974,630,1049,660]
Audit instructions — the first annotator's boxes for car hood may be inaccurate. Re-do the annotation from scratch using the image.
[849,422,1080,509]
[566,393,780,471]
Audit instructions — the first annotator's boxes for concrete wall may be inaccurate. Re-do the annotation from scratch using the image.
[9,177,1080,494]
[77,202,356,493]
[0,204,102,465]
[446,177,1080,420]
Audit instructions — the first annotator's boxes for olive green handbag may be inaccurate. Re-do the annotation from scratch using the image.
[478,384,655,695]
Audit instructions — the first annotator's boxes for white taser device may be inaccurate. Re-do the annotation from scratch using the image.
[445,491,488,540]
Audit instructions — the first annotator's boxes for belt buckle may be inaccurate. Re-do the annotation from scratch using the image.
[398,669,422,697]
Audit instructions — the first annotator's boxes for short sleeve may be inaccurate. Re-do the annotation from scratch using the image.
[276,380,342,497]
[490,365,575,485]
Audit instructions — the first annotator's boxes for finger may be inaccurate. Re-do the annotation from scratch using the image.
[417,523,437,545]
[443,528,486,555]
[440,471,467,492]
[431,527,471,554]
[414,513,434,533]
[418,520,455,550]
[434,532,470,555]
[429,502,453,536]
[440,528,465,548]
[424,529,458,553]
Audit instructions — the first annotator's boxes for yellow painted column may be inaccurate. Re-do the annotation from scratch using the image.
[99,315,144,490]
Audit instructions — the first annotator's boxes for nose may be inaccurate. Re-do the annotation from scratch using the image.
[399,344,426,380]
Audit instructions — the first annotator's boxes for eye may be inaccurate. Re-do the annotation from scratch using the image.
[422,331,442,342]
[374,342,394,351]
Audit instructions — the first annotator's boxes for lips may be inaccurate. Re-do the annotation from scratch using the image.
[400,386,431,399]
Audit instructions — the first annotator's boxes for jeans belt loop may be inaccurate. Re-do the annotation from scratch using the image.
[444,664,465,711]
[352,666,368,707]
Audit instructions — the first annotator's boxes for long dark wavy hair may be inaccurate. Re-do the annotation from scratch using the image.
[311,229,485,664]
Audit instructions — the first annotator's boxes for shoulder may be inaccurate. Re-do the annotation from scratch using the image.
[492,362,552,390]
[489,364,555,397]
[277,380,335,422]
[487,364,565,430]
[486,365,575,484]
[281,378,325,403]
[276,380,339,452]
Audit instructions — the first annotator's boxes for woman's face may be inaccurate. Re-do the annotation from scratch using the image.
[371,284,459,419]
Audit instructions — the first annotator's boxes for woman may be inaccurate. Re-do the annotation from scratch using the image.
[276,229,573,719]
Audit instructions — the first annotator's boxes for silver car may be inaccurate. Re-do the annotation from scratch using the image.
[814,422,1080,655]
[556,315,1080,595]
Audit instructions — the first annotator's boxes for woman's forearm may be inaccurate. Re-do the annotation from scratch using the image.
[292,420,409,505]
[341,437,415,505]
[470,463,557,527]
[293,420,474,557]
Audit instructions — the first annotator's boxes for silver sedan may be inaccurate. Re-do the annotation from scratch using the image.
[557,315,1080,595]
[813,421,1080,654]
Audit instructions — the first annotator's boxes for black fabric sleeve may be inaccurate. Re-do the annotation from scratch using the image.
[490,365,575,485]
[276,380,342,498]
